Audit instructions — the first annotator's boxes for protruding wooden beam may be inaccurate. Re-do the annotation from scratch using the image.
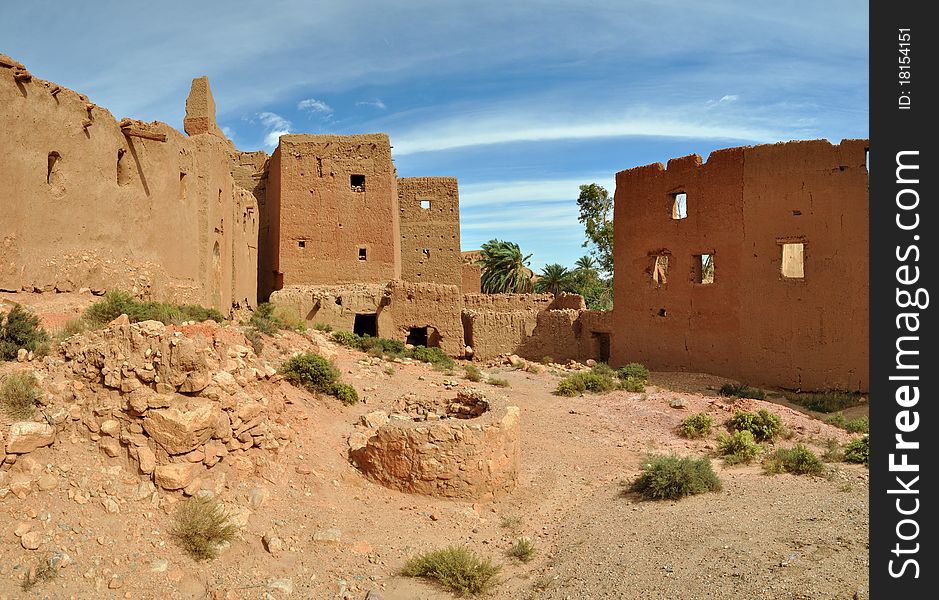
[121,126,167,142]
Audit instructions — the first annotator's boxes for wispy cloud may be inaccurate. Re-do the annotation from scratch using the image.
[297,98,333,113]
[221,125,236,140]
[257,111,291,149]
[356,99,387,110]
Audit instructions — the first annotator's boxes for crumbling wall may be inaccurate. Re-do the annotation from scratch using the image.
[270,134,400,289]
[398,177,462,289]
[269,283,392,333]
[461,293,579,361]
[230,151,270,301]
[611,139,869,391]
[0,57,257,310]
[516,307,613,364]
[384,280,464,355]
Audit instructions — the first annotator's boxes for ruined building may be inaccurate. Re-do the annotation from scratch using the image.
[611,139,869,391]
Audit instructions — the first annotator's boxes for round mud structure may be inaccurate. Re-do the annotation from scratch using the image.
[349,391,519,500]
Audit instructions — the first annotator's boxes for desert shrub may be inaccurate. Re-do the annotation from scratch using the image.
[313,322,333,333]
[823,412,846,428]
[617,362,650,382]
[402,546,501,596]
[553,371,618,397]
[629,454,721,500]
[845,416,869,434]
[371,337,408,357]
[499,516,522,530]
[679,412,713,439]
[555,378,579,397]
[763,444,825,476]
[249,302,304,334]
[507,537,536,563]
[785,390,866,413]
[383,365,396,376]
[719,382,766,400]
[331,382,359,406]
[843,435,869,466]
[55,317,89,341]
[411,345,455,368]
[172,496,236,560]
[331,330,361,348]
[821,438,843,462]
[244,328,263,355]
[717,430,760,465]
[1,372,40,419]
[540,356,554,365]
[464,365,483,382]
[84,291,224,326]
[728,409,782,442]
[21,554,58,591]
[591,362,615,378]
[281,353,339,394]
[488,377,510,388]
[1,304,51,360]
[620,376,646,393]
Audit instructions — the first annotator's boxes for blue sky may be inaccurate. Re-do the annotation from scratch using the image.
[3,1,868,272]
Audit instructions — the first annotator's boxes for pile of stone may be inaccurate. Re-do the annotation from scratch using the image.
[2,316,293,495]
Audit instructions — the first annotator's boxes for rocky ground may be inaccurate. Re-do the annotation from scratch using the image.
[0,292,869,600]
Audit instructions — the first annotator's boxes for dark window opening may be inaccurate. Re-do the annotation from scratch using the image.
[658,308,667,317]
[298,240,306,248]
[406,326,428,347]
[671,192,687,220]
[692,254,714,284]
[358,247,367,261]
[179,172,187,200]
[353,313,378,337]
[350,174,366,192]
[47,152,61,184]
[792,210,802,216]
[591,332,611,363]
[116,149,131,186]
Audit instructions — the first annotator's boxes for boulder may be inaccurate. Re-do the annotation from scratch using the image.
[143,398,219,455]
[154,462,200,490]
[6,422,55,454]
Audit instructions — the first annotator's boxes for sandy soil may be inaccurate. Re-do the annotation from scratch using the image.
[0,293,869,600]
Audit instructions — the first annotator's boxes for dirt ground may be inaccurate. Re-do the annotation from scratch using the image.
[0,292,869,600]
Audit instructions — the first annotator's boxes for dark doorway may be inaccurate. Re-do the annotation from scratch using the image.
[353,313,378,337]
[406,326,428,347]
[592,331,611,363]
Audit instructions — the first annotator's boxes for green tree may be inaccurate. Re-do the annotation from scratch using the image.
[574,255,597,273]
[576,184,614,275]
[479,239,534,293]
[535,264,573,296]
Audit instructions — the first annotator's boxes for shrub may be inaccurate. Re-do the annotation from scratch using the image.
[383,365,396,376]
[620,376,645,393]
[331,382,359,406]
[313,322,333,333]
[629,454,721,500]
[369,337,408,357]
[55,317,89,341]
[281,353,339,394]
[555,378,579,397]
[172,496,236,560]
[411,345,455,368]
[488,377,510,388]
[785,390,866,413]
[1,304,51,360]
[844,435,869,466]
[507,538,536,563]
[464,365,483,382]
[719,382,766,400]
[679,412,713,439]
[1,372,40,419]
[499,516,522,530]
[21,554,58,591]
[617,362,650,382]
[591,362,615,378]
[249,302,305,334]
[554,371,618,396]
[84,291,224,326]
[821,438,843,462]
[244,328,263,355]
[728,409,782,442]
[763,444,825,476]
[823,412,846,428]
[331,330,361,348]
[717,430,760,465]
[402,546,501,596]
[845,416,869,434]
[540,356,554,365]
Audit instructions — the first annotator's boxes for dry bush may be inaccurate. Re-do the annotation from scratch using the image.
[173,496,236,560]
[402,546,501,596]
[507,537,536,563]
[1,371,40,419]
[630,454,721,500]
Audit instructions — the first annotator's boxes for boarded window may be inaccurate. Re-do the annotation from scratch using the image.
[781,243,804,278]
[693,254,714,284]
[350,174,366,192]
[651,254,669,284]
[671,192,687,220]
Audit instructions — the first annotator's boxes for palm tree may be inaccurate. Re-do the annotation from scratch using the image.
[535,264,573,296]
[574,256,597,274]
[478,240,534,293]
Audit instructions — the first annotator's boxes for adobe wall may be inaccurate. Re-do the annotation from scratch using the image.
[0,58,258,310]
[268,284,392,333]
[517,308,613,363]
[230,150,270,302]
[611,139,869,391]
[398,177,462,289]
[270,134,401,289]
[384,280,464,355]
[461,263,482,293]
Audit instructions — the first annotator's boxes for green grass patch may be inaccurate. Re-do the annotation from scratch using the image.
[172,496,236,560]
[843,435,869,466]
[728,409,782,442]
[554,371,620,397]
[84,291,224,327]
[678,412,713,439]
[464,365,483,382]
[312,322,333,333]
[719,382,766,400]
[1,371,40,419]
[784,390,866,413]
[1,304,51,360]
[330,330,454,367]
[763,444,825,476]
[716,430,761,465]
[824,412,869,434]
[629,454,721,500]
[507,538,536,563]
[402,546,501,596]
[54,317,90,341]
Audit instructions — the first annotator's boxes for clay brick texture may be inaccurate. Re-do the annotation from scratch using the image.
[398,177,462,289]
[611,139,869,391]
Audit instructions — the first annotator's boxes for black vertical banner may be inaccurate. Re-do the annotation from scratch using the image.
[870,1,936,598]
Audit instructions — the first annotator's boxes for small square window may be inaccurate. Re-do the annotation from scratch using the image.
[420,199,431,209]
[358,247,367,261]
[651,254,669,284]
[781,243,804,278]
[298,240,306,248]
[351,174,366,192]
[671,192,687,220]
[693,254,714,284]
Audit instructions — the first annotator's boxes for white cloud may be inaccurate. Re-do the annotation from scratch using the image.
[257,112,292,149]
[719,94,739,103]
[221,125,236,139]
[297,98,333,113]
[460,178,616,208]
[356,99,387,110]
